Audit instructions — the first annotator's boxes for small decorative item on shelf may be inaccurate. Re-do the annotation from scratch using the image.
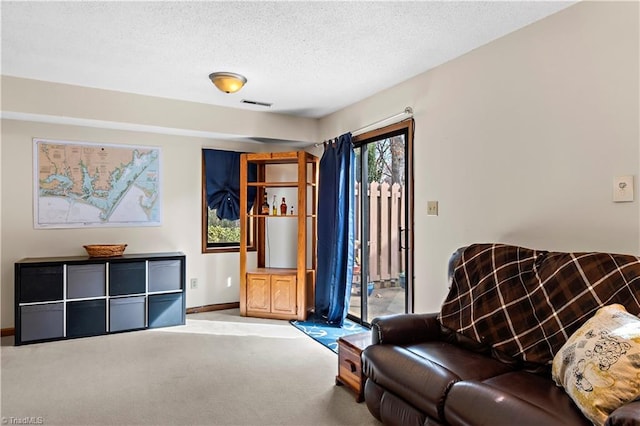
[280,197,287,215]
[83,244,127,257]
[290,205,294,215]
[261,192,270,215]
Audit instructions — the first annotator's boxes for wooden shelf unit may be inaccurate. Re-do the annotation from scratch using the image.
[239,151,319,321]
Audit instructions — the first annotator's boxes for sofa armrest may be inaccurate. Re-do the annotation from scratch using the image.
[370,312,441,346]
[605,400,640,426]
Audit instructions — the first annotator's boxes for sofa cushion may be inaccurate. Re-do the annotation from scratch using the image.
[552,304,640,426]
[379,389,429,426]
[605,400,640,426]
[444,372,591,426]
[362,341,514,421]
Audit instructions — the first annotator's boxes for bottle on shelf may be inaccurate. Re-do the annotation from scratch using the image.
[261,192,270,215]
[272,195,277,216]
[280,197,287,215]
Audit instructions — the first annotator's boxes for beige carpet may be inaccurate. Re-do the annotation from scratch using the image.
[1,309,380,426]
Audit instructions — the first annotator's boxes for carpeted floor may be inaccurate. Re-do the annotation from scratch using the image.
[1,309,380,426]
[290,318,369,353]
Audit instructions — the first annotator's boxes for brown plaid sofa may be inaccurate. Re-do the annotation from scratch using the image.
[361,243,640,426]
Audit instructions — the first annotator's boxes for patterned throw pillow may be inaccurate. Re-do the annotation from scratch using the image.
[551,304,640,426]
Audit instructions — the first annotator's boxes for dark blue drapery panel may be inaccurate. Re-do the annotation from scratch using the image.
[203,149,257,221]
[315,133,355,326]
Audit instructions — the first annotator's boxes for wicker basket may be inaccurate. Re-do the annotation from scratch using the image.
[83,244,127,257]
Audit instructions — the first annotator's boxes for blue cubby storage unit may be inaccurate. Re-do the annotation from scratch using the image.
[66,299,107,338]
[109,296,146,332]
[148,260,182,292]
[67,264,105,299]
[14,252,186,345]
[109,261,146,296]
[19,265,64,303]
[20,303,64,342]
[148,293,184,328]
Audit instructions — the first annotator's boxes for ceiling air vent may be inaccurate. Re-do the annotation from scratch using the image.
[241,99,272,108]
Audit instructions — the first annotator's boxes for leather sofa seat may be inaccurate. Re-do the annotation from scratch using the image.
[444,371,591,426]
[363,341,514,421]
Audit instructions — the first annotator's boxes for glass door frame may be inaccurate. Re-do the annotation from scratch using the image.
[349,119,414,326]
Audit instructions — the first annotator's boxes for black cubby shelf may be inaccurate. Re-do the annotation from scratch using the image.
[14,252,186,346]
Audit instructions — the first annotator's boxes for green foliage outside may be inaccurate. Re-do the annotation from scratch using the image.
[367,146,382,183]
[207,208,240,243]
[355,149,382,184]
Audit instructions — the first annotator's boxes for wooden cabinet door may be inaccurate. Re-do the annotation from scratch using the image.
[271,275,296,315]
[246,274,271,313]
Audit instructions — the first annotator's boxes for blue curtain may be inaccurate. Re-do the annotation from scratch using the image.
[315,133,355,326]
[203,149,257,221]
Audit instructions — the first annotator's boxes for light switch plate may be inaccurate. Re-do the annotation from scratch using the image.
[613,175,634,202]
[427,201,439,216]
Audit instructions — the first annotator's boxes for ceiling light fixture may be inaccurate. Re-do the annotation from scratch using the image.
[208,72,247,94]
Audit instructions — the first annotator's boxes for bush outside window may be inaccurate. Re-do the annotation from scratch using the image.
[202,149,256,253]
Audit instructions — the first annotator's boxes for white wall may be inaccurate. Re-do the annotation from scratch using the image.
[2,1,638,327]
[0,81,314,328]
[319,1,639,312]
[1,76,319,144]
[264,164,300,269]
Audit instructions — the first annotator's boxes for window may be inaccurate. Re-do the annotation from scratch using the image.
[201,149,257,253]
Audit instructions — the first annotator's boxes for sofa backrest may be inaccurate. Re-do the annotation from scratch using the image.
[437,243,640,366]
[447,246,466,285]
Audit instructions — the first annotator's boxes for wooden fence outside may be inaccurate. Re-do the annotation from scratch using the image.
[354,181,405,285]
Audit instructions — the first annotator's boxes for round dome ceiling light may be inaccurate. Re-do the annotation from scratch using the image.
[209,72,247,94]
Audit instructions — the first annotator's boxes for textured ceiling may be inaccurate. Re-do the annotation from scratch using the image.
[1,1,576,118]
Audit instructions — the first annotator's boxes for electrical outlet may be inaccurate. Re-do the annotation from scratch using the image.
[427,201,439,216]
[190,278,198,289]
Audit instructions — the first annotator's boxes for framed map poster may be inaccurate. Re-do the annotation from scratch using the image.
[34,138,161,228]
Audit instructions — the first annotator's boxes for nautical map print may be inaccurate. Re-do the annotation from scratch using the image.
[34,139,161,228]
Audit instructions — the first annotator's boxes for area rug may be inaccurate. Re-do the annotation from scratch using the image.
[290,317,369,353]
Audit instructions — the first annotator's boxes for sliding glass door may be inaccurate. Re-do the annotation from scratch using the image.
[348,121,413,325]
